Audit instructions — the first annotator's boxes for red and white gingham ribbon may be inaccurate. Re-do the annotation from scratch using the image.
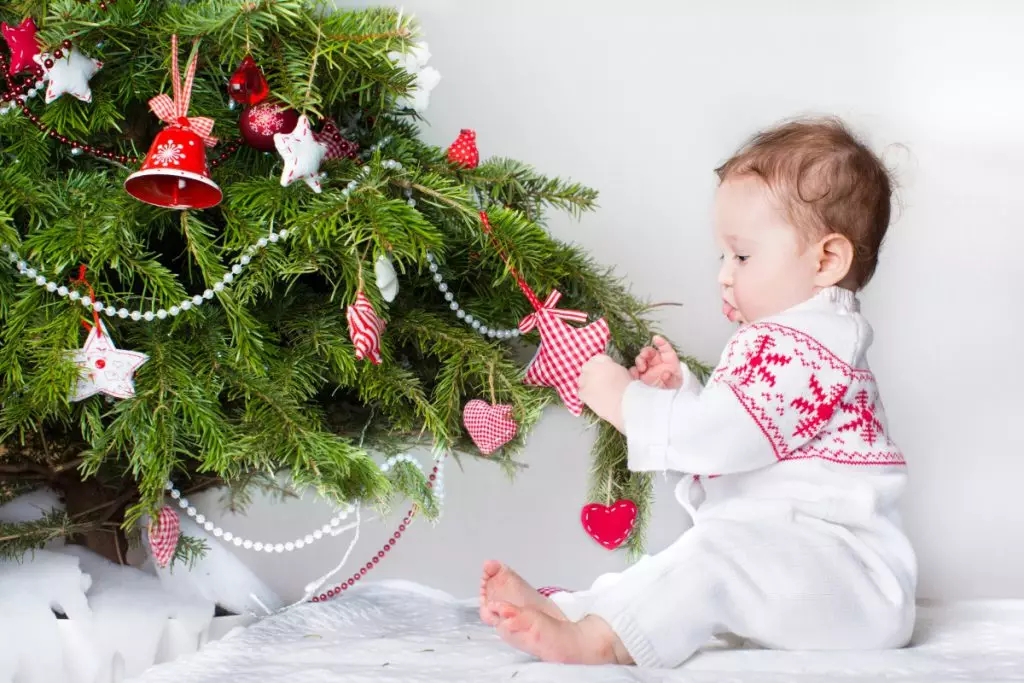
[148,35,218,147]
[518,290,587,334]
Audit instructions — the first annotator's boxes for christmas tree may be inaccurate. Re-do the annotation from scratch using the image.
[0,0,707,567]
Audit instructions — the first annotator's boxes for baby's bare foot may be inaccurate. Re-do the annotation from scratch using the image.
[479,560,566,626]
[491,601,625,665]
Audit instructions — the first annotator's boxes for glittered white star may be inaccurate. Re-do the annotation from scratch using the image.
[274,115,327,193]
[68,324,148,401]
[34,48,103,104]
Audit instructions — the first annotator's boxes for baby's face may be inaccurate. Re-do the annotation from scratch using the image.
[713,175,821,325]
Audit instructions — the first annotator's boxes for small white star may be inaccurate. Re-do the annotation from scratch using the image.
[68,323,148,401]
[34,48,103,104]
[274,115,328,193]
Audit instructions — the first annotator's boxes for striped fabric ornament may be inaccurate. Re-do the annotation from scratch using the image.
[346,291,386,365]
[147,506,181,568]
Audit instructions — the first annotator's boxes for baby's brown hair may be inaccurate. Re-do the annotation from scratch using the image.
[715,117,893,289]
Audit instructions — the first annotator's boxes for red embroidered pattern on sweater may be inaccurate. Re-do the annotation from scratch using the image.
[836,387,885,446]
[728,334,792,387]
[710,323,904,466]
[796,369,904,465]
[791,373,847,438]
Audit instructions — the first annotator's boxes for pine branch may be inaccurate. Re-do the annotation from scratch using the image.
[469,158,600,219]
[170,534,208,571]
[0,0,714,562]
[0,509,97,561]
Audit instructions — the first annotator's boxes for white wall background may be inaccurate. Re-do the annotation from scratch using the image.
[198,0,1024,604]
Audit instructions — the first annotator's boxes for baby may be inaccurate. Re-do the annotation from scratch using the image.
[479,117,917,668]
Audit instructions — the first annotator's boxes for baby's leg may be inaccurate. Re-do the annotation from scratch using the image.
[572,518,913,668]
[479,560,567,626]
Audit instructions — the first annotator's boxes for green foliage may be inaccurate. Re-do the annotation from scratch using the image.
[0,508,96,562]
[0,0,706,562]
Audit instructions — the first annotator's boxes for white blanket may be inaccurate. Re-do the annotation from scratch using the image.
[132,581,1024,682]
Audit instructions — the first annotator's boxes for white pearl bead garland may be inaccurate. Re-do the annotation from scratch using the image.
[164,452,446,553]
[0,79,45,116]
[1,228,292,323]
[340,159,403,199]
[2,154,411,320]
[425,251,521,340]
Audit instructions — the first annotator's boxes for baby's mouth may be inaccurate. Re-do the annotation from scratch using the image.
[722,300,741,323]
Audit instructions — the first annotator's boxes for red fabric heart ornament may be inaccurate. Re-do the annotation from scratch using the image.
[580,500,637,550]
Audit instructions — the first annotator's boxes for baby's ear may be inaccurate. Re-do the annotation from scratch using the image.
[814,233,854,288]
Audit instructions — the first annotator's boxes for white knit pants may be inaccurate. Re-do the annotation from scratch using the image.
[551,517,915,668]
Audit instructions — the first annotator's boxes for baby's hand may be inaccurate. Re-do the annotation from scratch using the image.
[629,335,684,390]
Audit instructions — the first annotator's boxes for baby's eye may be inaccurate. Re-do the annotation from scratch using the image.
[734,255,749,263]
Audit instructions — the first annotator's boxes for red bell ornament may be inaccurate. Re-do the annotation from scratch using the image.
[124,35,221,210]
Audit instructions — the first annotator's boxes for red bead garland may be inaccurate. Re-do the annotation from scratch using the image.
[310,463,441,603]
[1,51,241,168]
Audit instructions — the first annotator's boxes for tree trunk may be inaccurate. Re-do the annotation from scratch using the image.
[55,471,129,564]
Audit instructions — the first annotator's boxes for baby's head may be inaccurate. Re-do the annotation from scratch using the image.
[713,117,893,324]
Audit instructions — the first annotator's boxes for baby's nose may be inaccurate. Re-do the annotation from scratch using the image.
[717,262,733,287]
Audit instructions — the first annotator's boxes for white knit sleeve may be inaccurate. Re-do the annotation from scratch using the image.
[622,321,855,475]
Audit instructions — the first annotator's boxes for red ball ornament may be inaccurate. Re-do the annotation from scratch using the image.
[239,100,298,152]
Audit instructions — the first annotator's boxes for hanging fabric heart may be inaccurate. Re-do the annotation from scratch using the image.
[580,500,637,550]
[463,399,517,455]
[147,505,181,568]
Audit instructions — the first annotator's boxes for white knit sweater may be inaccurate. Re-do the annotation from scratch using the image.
[622,287,917,603]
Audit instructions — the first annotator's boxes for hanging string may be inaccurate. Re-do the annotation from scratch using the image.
[477,211,543,312]
[69,265,102,336]
[487,357,497,405]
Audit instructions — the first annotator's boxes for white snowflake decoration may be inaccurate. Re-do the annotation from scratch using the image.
[152,141,184,166]
[250,104,283,135]
[68,323,148,401]
[274,115,327,193]
[388,42,441,114]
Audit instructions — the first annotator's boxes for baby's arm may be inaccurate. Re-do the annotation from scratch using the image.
[622,321,855,476]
